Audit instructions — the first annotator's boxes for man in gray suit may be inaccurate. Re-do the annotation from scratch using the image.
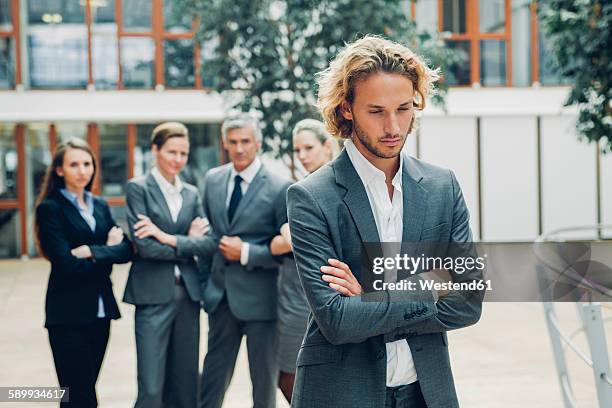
[176,113,291,408]
[286,36,484,408]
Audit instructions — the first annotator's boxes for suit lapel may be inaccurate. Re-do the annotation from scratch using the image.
[402,156,428,242]
[55,192,96,236]
[334,150,380,244]
[228,165,266,229]
[146,173,174,226]
[214,166,232,232]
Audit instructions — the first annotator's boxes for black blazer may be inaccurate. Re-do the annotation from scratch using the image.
[36,190,133,327]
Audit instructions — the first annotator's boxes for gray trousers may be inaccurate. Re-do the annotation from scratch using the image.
[199,297,278,408]
[134,283,200,408]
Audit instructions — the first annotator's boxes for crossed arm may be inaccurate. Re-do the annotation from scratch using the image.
[287,171,483,346]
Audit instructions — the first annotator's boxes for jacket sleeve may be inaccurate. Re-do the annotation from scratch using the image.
[175,187,219,258]
[37,201,103,278]
[287,182,438,346]
[126,181,187,261]
[89,201,134,265]
[244,180,292,270]
[384,170,484,342]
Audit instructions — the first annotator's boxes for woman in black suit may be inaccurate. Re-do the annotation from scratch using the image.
[35,138,133,408]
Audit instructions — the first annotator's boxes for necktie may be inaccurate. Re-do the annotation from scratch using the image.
[227,174,243,223]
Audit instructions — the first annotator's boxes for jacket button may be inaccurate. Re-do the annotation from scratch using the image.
[376,350,385,360]
[224,261,229,266]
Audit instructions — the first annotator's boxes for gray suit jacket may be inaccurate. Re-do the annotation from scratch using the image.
[176,163,292,321]
[287,149,484,408]
[123,173,206,305]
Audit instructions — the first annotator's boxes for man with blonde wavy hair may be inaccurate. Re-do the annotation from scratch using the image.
[286,35,483,407]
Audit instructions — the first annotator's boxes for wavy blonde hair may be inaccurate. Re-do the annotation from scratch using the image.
[316,35,440,139]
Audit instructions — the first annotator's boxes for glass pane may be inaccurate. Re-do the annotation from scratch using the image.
[445,40,470,85]
[99,124,127,197]
[442,0,466,34]
[134,124,155,177]
[200,38,218,88]
[416,0,438,33]
[180,124,221,191]
[511,0,531,86]
[164,0,192,33]
[0,0,11,31]
[0,37,15,89]
[0,123,17,199]
[0,209,20,258]
[479,0,505,33]
[27,0,87,89]
[55,123,86,143]
[480,40,506,86]
[121,37,154,89]
[164,39,194,88]
[92,0,118,89]
[27,0,84,24]
[538,21,570,86]
[122,0,151,32]
[25,123,50,255]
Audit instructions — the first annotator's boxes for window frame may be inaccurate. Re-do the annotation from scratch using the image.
[0,0,22,89]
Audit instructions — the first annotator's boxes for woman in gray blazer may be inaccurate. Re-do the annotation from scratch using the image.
[124,122,209,408]
[270,119,338,402]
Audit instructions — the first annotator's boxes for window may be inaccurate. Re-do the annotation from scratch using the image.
[117,0,200,89]
[98,124,128,197]
[26,0,88,89]
[91,0,119,89]
[0,0,18,89]
[0,123,17,199]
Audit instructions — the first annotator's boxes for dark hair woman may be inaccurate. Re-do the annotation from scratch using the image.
[35,138,133,407]
[123,122,210,408]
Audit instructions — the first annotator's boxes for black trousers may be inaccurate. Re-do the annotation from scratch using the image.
[47,319,111,408]
[385,382,428,408]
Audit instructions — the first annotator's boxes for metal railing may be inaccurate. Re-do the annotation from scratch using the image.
[536,225,612,408]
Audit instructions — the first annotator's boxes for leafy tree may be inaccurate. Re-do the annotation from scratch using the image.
[539,0,611,152]
[175,0,458,157]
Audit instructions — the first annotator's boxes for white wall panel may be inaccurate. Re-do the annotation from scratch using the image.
[541,115,597,239]
[419,117,480,239]
[480,116,538,241]
[600,142,612,238]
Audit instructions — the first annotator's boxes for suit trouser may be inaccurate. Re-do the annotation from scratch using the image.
[199,297,278,408]
[134,283,200,408]
[385,382,428,408]
[47,318,110,408]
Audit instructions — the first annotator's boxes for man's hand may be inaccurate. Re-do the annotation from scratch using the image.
[71,245,92,259]
[219,235,242,261]
[189,217,209,238]
[321,258,363,296]
[106,226,124,246]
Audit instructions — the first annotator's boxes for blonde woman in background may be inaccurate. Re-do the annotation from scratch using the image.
[270,118,338,402]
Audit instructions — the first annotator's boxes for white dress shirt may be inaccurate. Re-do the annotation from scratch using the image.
[152,167,184,279]
[226,157,262,265]
[345,139,418,387]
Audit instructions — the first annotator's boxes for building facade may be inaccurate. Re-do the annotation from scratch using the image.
[0,0,610,258]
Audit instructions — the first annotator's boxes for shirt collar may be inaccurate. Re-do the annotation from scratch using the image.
[60,188,93,205]
[345,139,403,190]
[230,156,262,184]
[152,166,183,194]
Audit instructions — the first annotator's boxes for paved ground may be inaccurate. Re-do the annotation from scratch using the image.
[1,259,610,407]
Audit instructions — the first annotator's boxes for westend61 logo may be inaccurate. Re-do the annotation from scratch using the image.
[372,254,487,275]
